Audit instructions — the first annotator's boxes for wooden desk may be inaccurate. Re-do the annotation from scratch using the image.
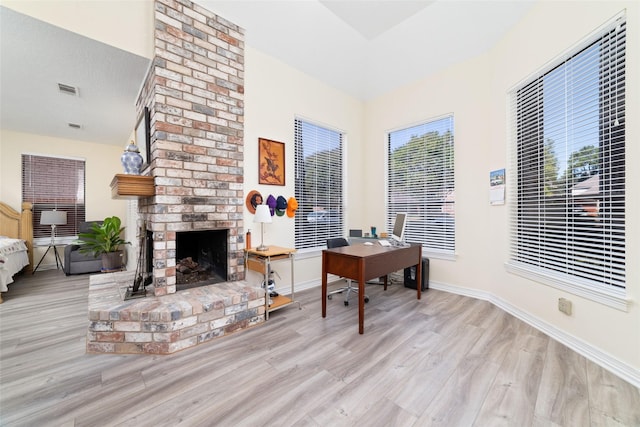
[322,243,422,334]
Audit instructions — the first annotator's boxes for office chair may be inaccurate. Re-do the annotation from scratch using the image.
[326,238,369,306]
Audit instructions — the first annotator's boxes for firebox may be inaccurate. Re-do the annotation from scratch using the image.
[175,229,228,291]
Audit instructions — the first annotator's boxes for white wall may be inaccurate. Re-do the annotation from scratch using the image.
[1,0,154,59]
[492,0,639,380]
[242,47,365,290]
[365,0,639,378]
[0,130,129,269]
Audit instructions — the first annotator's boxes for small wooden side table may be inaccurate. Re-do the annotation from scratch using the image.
[245,246,300,319]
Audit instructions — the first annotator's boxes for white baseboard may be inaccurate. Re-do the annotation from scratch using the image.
[430,281,640,389]
[292,277,640,388]
[277,275,341,296]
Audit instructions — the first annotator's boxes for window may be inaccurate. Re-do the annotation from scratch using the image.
[294,118,344,250]
[387,115,455,258]
[508,14,625,306]
[22,154,86,240]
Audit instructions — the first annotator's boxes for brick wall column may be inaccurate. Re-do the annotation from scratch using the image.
[137,0,245,296]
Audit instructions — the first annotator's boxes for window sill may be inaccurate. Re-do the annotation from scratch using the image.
[505,261,629,312]
[33,236,76,247]
[423,251,456,262]
[294,248,322,260]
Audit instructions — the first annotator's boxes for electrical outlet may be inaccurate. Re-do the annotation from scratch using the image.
[558,297,572,315]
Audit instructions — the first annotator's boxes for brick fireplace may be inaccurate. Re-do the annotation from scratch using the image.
[137,0,246,296]
[87,0,264,355]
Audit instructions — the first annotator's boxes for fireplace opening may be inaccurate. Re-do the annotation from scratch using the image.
[175,229,228,291]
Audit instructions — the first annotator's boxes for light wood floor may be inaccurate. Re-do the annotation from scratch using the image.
[1,270,639,427]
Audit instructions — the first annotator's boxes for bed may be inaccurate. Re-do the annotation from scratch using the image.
[0,202,33,303]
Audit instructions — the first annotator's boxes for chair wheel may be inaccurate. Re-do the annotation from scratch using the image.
[327,294,333,300]
[344,301,349,306]
[365,297,370,303]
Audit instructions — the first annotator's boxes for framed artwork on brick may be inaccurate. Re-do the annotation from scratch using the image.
[258,138,285,185]
[135,106,151,169]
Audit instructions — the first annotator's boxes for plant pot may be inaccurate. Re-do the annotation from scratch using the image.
[101,251,124,272]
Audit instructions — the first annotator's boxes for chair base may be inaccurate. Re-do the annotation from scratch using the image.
[327,281,369,306]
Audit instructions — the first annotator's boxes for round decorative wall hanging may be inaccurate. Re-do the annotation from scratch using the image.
[245,190,263,214]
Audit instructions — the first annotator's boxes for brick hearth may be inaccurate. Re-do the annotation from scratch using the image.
[87,271,265,354]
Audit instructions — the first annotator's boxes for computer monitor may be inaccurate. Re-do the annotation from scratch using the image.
[391,212,407,245]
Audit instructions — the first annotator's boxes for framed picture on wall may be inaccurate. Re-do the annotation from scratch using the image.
[258,138,285,185]
[135,107,151,169]
[490,168,505,205]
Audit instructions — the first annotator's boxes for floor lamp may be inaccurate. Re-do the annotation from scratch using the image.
[33,210,67,273]
[253,204,272,251]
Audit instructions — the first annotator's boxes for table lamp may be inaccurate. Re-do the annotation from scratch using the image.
[253,204,272,251]
[41,210,67,245]
[34,210,67,273]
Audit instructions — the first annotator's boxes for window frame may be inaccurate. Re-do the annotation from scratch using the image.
[386,114,456,260]
[294,117,346,252]
[22,153,86,246]
[506,12,627,311]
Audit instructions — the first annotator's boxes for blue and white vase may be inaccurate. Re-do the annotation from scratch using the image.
[121,141,144,175]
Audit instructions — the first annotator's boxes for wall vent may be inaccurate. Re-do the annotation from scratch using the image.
[58,83,79,96]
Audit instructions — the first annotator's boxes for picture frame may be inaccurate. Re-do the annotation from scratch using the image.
[490,168,505,205]
[258,138,285,185]
[135,106,151,169]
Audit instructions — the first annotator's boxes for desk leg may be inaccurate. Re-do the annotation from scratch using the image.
[322,251,327,318]
[416,246,422,300]
[358,258,365,334]
[289,253,295,303]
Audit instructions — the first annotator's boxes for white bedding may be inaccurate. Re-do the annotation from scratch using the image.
[0,237,29,292]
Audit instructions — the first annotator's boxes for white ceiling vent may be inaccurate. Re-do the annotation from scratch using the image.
[58,83,79,96]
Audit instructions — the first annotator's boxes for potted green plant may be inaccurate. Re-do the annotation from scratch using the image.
[77,216,129,272]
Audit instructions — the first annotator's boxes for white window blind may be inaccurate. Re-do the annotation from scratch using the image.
[508,14,625,298]
[22,154,86,238]
[387,115,455,257]
[294,118,344,250]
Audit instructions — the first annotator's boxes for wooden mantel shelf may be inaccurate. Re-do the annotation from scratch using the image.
[110,174,155,199]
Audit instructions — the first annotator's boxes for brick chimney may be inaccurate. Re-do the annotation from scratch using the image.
[136,0,245,296]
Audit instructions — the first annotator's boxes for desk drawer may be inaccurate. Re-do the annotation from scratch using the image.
[246,258,266,274]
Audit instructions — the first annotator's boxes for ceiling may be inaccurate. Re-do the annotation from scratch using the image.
[197,0,534,99]
[0,6,151,147]
[0,1,534,147]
